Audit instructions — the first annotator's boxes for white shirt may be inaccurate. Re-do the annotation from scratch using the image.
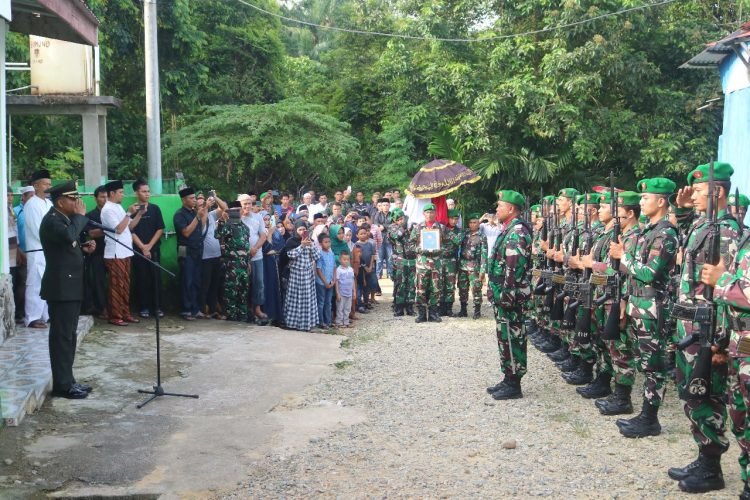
[203,210,222,260]
[24,195,53,252]
[481,222,503,257]
[101,201,134,259]
[242,212,268,262]
[309,203,328,217]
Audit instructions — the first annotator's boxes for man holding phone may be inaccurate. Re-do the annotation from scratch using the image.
[131,179,165,318]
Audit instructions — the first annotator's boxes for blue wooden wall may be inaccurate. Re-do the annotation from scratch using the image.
[718,51,750,201]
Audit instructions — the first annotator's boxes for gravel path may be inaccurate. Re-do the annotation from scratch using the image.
[222,283,742,498]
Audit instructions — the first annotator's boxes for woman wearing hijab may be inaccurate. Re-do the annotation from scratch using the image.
[262,214,284,326]
[282,221,320,331]
[329,224,349,265]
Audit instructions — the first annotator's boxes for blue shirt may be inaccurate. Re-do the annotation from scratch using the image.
[316,249,336,286]
[14,205,25,251]
[336,265,355,297]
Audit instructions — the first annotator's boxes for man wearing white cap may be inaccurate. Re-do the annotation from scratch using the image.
[12,186,35,321]
[24,170,54,328]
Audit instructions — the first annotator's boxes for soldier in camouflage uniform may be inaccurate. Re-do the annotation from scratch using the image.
[216,203,251,322]
[594,192,642,416]
[608,178,678,438]
[439,209,464,317]
[703,222,750,499]
[668,162,741,494]
[457,212,487,319]
[525,204,543,329]
[485,190,532,400]
[410,203,445,323]
[387,208,408,317]
[729,192,750,229]
[531,195,558,350]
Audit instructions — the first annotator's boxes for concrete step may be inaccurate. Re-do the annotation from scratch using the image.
[0,316,94,427]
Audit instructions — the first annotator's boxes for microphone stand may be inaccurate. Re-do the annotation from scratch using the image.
[99,229,199,408]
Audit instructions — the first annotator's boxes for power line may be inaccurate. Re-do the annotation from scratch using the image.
[233,0,678,43]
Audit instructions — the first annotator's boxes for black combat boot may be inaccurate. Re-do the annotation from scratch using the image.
[473,304,481,320]
[445,302,456,317]
[596,383,634,415]
[525,319,539,337]
[576,371,612,399]
[486,379,506,394]
[538,336,562,353]
[740,479,750,500]
[393,304,405,317]
[564,361,593,385]
[618,400,661,438]
[457,302,468,317]
[415,306,427,323]
[548,345,570,362]
[556,355,579,373]
[531,328,550,347]
[405,303,415,316]
[491,375,523,400]
[668,451,710,481]
[428,305,442,323]
[678,453,725,493]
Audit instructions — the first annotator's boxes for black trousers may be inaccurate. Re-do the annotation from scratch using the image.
[133,247,163,313]
[48,301,80,392]
[83,254,107,315]
[199,257,222,314]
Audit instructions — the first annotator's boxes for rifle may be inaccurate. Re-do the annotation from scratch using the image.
[683,160,721,399]
[543,201,559,312]
[551,203,575,322]
[602,172,622,341]
[575,194,595,341]
[562,204,581,328]
[533,195,549,294]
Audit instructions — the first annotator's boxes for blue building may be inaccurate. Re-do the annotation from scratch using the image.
[683,22,750,194]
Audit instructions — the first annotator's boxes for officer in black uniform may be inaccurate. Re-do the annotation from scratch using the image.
[40,180,96,399]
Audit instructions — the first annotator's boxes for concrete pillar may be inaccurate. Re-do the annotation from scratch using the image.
[82,113,101,190]
[98,114,107,184]
[1,20,9,274]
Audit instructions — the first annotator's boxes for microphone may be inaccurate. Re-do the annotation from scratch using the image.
[86,220,118,233]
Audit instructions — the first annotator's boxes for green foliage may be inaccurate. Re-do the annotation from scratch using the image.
[42,147,84,180]
[163,99,360,196]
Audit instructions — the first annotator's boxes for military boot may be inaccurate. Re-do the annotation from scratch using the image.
[678,453,725,493]
[538,336,562,353]
[576,371,612,399]
[563,361,594,385]
[415,306,427,323]
[445,302,457,317]
[428,305,442,323]
[740,479,750,500]
[668,451,710,481]
[548,345,570,362]
[491,376,522,400]
[557,355,580,373]
[405,303,415,316]
[472,304,482,320]
[525,319,539,337]
[457,302,468,317]
[486,379,506,394]
[618,400,661,438]
[393,304,405,317]
[596,383,634,415]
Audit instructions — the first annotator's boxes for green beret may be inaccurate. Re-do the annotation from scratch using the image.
[576,193,598,205]
[598,192,611,204]
[467,212,482,220]
[447,209,461,218]
[617,191,641,207]
[558,188,580,199]
[576,194,586,205]
[530,204,542,214]
[390,208,405,219]
[728,193,750,208]
[638,177,676,195]
[687,162,733,185]
[542,195,556,204]
[497,190,526,208]
[423,203,436,212]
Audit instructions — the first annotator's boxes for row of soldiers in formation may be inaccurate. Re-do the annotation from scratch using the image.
[480,162,750,497]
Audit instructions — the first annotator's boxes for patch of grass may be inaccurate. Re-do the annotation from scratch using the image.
[334,360,353,370]
[351,330,381,346]
[340,338,352,349]
[570,419,591,438]
[550,412,570,423]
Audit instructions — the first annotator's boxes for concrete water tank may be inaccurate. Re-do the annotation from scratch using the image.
[30,36,95,95]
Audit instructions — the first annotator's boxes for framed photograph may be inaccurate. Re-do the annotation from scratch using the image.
[420,228,441,252]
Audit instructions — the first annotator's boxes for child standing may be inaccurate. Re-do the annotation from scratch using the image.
[315,234,336,329]
[335,251,355,328]
[354,226,376,313]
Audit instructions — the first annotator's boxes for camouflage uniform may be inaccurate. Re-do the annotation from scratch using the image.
[387,221,408,305]
[458,229,487,306]
[440,225,464,309]
[216,219,251,321]
[674,209,740,456]
[410,221,445,307]
[488,217,532,379]
[570,219,604,367]
[621,216,678,408]
[589,223,617,379]
[715,234,750,482]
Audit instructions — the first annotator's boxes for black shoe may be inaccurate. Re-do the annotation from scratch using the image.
[457,302,468,318]
[486,380,506,394]
[563,362,594,385]
[52,387,89,399]
[668,452,707,481]
[357,306,368,314]
[740,479,750,500]
[556,356,579,373]
[525,319,539,336]
[576,372,612,399]
[415,306,428,323]
[405,303,415,316]
[492,378,522,400]
[428,306,442,323]
[473,304,481,320]
[597,384,633,415]
[677,453,725,493]
[538,338,562,353]
[393,304,405,317]
[548,346,570,362]
[73,383,93,393]
[618,401,661,438]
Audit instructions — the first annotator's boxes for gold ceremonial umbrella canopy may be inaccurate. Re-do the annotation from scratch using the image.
[405,159,481,199]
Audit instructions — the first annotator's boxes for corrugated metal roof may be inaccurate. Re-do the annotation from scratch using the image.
[681,21,750,69]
